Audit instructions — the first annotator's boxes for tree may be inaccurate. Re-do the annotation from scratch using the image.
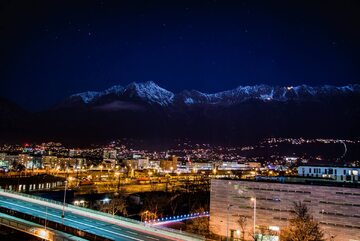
[168,193,180,216]
[185,207,209,236]
[141,193,164,219]
[280,201,325,241]
[99,196,128,216]
[256,225,278,241]
[237,215,248,241]
[141,210,157,222]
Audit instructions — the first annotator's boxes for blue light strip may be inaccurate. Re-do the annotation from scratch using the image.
[144,211,210,225]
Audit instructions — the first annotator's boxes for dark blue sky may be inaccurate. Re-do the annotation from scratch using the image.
[1,0,360,110]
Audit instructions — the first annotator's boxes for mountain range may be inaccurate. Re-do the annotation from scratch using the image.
[61,81,360,107]
[1,81,360,146]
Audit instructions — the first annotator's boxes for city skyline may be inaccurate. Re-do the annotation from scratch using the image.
[0,137,359,240]
[0,1,360,241]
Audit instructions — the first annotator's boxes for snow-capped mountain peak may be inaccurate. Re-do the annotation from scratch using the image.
[67,82,360,107]
[124,81,175,106]
[103,85,124,95]
[71,91,100,103]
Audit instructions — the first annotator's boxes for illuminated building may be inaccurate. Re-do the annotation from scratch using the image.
[210,179,360,241]
[42,156,58,169]
[160,156,178,171]
[298,165,359,183]
[123,158,149,170]
[103,149,117,159]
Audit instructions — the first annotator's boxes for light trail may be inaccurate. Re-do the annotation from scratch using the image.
[0,190,205,241]
[0,199,144,241]
[340,141,347,159]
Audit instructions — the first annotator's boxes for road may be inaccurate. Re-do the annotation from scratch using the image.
[0,193,202,241]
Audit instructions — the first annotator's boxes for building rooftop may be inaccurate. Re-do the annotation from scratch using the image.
[298,164,360,168]
[218,176,360,188]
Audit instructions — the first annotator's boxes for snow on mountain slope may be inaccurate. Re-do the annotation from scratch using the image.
[71,91,100,103]
[123,81,174,106]
[68,82,360,106]
[103,85,125,95]
[69,85,125,104]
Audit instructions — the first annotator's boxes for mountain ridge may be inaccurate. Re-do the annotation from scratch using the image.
[1,82,359,145]
[64,81,360,108]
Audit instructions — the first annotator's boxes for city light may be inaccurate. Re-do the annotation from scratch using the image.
[34,228,49,240]
[0,137,359,240]
[0,0,359,240]
[269,226,280,231]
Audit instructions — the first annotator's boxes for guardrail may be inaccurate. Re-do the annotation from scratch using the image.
[0,206,105,241]
[146,211,210,225]
[0,188,204,240]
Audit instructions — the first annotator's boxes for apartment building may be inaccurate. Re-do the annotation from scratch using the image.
[210,179,360,241]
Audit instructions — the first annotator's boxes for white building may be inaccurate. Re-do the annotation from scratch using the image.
[42,156,58,169]
[219,162,261,171]
[103,149,117,159]
[123,158,149,170]
[210,179,360,241]
[69,149,82,157]
[0,153,6,161]
[298,165,359,182]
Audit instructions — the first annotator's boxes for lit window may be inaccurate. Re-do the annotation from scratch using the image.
[269,226,280,231]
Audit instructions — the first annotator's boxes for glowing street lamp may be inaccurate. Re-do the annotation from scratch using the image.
[99,165,103,181]
[115,172,121,194]
[226,204,234,241]
[251,197,257,240]
[35,228,49,240]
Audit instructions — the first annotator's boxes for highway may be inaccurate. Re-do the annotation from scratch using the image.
[0,191,203,241]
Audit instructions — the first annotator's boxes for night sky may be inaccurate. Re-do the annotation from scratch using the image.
[1,0,360,110]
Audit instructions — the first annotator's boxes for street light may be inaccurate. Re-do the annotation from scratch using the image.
[226,204,234,241]
[62,180,67,220]
[99,165,103,181]
[251,197,257,240]
[35,228,49,240]
[115,172,120,194]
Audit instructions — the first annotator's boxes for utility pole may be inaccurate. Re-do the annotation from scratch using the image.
[62,180,67,220]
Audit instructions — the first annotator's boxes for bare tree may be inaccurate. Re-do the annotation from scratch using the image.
[141,210,157,222]
[185,207,209,236]
[280,201,325,241]
[237,215,248,241]
[141,192,175,221]
[168,193,180,216]
[99,196,127,216]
